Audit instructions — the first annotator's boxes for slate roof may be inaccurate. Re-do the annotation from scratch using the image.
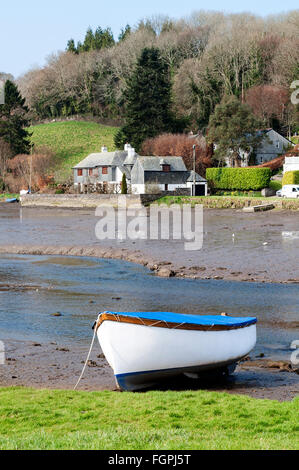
[186,170,207,182]
[137,156,187,171]
[73,151,127,169]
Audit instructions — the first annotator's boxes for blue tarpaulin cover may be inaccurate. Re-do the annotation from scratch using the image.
[102,311,257,327]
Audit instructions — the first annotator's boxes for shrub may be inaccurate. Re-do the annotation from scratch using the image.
[269,180,282,191]
[121,173,127,194]
[6,148,55,192]
[282,171,299,186]
[206,167,271,191]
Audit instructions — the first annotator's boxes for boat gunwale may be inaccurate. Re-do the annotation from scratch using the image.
[95,312,257,332]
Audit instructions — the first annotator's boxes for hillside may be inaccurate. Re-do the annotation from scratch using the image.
[29,120,118,182]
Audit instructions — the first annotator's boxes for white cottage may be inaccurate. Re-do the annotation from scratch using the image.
[72,144,137,193]
[130,156,207,195]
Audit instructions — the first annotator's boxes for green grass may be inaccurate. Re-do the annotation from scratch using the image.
[0,193,18,200]
[29,120,118,182]
[0,387,298,450]
[154,195,268,207]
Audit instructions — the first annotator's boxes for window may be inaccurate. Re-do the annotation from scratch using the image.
[276,142,280,149]
[102,166,108,174]
[89,168,93,176]
[77,169,83,176]
[165,184,168,191]
[162,164,170,172]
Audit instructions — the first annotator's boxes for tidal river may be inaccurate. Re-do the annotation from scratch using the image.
[0,205,298,399]
[0,253,298,361]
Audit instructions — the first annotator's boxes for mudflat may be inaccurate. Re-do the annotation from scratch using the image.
[0,205,299,283]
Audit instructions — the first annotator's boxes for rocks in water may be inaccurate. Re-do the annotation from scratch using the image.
[157,267,176,278]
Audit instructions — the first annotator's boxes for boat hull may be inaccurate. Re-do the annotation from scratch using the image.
[97,320,256,391]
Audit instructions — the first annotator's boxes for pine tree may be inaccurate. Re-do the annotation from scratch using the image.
[0,80,31,155]
[114,47,183,151]
[118,25,131,42]
[66,39,77,54]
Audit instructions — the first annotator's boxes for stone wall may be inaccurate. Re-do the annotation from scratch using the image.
[20,193,163,208]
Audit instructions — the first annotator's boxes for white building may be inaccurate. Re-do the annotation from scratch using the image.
[283,156,299,173]
[73,145,208,195]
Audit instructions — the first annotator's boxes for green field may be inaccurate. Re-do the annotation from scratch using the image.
[0,387,298,450]
[29,121,118,182]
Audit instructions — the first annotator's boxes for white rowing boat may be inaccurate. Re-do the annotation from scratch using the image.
[95,311,257,391]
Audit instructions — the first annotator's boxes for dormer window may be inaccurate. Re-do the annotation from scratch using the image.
[162,164,170,172]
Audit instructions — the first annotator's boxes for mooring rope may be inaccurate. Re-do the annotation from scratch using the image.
[73,325,97,390]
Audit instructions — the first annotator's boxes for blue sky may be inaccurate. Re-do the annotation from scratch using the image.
[1,0,298,78]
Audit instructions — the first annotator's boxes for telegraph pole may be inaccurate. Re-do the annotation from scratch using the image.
[29,143,33,193]
[192,144,196,196]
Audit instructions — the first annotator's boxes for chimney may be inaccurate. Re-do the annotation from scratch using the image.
[128,147,135,159]
[101,146,108,153]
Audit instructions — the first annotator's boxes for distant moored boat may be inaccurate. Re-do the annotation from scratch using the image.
[95,311,257,391]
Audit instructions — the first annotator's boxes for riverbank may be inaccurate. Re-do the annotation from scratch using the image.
[1,339,299,402]
[1,386,298,450]
[156,195,299,210]
[18,193,299,210]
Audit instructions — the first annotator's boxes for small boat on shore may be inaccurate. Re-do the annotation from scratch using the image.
[95,311,257,391]
[5,198,18,203]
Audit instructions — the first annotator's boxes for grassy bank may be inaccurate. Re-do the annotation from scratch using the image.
[155,195,299,210]
[0,387,298,450]
[29,121,118,182]
[0,193,18,201]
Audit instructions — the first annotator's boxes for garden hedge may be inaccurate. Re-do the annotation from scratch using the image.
[282,171,299,186]
[206,167,271,190]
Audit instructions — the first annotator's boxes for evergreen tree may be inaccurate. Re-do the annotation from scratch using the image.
[207,95,262,166]
[66,39,77,54]
[67,26,115,54]
[118,25,131,42]
[121,172,128,194]
[0,80,31,155]
[115,47,184,151]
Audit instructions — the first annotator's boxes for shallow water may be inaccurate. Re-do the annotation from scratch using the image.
[0,254,298,361]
